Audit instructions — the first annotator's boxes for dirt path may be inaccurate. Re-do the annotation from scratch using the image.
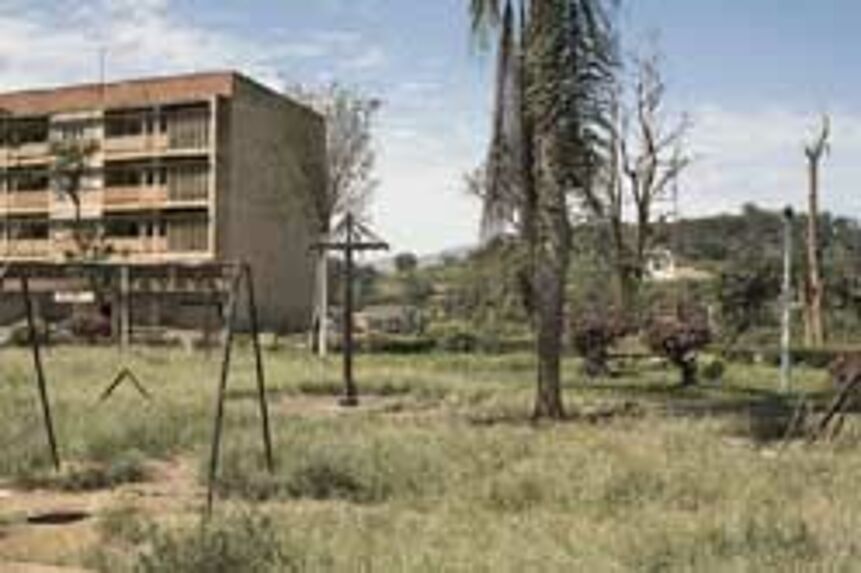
[0,458,201,571]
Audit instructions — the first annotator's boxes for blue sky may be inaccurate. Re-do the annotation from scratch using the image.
[1,0,859,254]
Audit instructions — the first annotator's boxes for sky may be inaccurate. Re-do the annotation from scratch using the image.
[0,0,859,255]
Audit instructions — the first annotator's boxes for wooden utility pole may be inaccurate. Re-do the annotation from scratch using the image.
[803,115,830,348]
[312,213,388,407]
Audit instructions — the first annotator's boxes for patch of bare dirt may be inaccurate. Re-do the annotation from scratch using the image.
[0,457,201,570]
[278,394,416,417]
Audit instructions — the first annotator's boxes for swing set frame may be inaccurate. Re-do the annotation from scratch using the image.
[0,260,274,516]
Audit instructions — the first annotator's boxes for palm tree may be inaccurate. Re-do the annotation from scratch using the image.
[470,0,618,419]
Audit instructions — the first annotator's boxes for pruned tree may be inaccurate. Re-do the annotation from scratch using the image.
[803,114,830,347]
[470,0,619,419]
[570,307,627,377]
[645,302,711,387]
[289,84,381,356]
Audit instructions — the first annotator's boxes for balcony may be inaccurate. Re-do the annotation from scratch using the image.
[0,191,50,213]
[103,186,169,211]
[108,236,169,258]
[0,239,51,259]
[0,143,51,167]
[102,133,170,159]
[103,121,210,159]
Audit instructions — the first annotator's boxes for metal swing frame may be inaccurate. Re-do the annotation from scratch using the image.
[1,260,274,515]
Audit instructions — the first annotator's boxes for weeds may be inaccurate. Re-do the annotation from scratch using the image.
[1,347,858,570]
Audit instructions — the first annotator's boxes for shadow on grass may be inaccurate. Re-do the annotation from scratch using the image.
[577,375,854,444]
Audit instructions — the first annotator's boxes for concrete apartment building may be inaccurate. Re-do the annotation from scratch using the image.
[0,71,326,332]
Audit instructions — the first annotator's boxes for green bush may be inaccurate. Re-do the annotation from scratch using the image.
[701,359,726,382]
[359,333,437,354]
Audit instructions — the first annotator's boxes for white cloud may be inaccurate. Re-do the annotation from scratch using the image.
[343,46,387,71]
[680,105,861,219]
[0,1,387,92]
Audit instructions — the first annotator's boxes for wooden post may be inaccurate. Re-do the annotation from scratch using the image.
[310,215,388,408]
[243,263,274,472]
[341,214,358,407]
[22,274,60,471]
[205,266,241,517]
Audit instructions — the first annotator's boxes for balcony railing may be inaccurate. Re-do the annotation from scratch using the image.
[0,191,50,213]
[0,238,51,259]
[0,143,52,167]
[103,120,210,156]
[102,133,169,157]
[103,186,169,210]
[108,236,170,256]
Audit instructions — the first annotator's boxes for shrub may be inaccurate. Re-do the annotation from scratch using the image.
[645,307,712,386]
[570,311,628,377]
[360,333,436,354]
[701,359,726,383]
[432,325,479,353]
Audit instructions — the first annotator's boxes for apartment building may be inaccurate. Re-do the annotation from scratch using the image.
[0,71,326,331]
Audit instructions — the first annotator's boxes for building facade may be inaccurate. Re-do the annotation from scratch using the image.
[0,71,326,332]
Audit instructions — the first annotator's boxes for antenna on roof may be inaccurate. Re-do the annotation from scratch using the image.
[98,46,107,106]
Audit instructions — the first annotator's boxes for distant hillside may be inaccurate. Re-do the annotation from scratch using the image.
[369,204,861,277]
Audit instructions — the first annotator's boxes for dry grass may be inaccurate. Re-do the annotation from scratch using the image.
[1,345,858,571]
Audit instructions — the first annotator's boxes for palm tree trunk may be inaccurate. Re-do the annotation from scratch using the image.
[532,137,569,420]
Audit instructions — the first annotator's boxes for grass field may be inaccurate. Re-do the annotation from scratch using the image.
[1,344,858,571]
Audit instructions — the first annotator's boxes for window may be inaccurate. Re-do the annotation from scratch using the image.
[105,109,148,138]
[8,168,49,192]
[13,117,49,145]
[167,215,208,252]
[165,103,210,149]
[167,163,209,201]
[105,164,143,188]
[54,123,87,142]
[105,162,166,188]
[105,218,141,238]
[10,218,49,239]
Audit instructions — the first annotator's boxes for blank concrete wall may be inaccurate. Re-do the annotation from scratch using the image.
[219,76,325,332]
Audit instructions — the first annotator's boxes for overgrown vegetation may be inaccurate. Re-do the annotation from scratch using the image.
[1,347,860,570]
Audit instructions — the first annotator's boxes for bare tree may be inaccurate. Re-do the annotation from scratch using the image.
[289,84,381,356]
[591,48,690,314]
[803,115,830,347]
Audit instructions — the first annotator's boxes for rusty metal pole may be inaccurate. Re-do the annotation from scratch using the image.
[205,266,241,517]
[341,213,358,407]
[22,273,60,471]
[243,263,274,472]
[119,265,130,352]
